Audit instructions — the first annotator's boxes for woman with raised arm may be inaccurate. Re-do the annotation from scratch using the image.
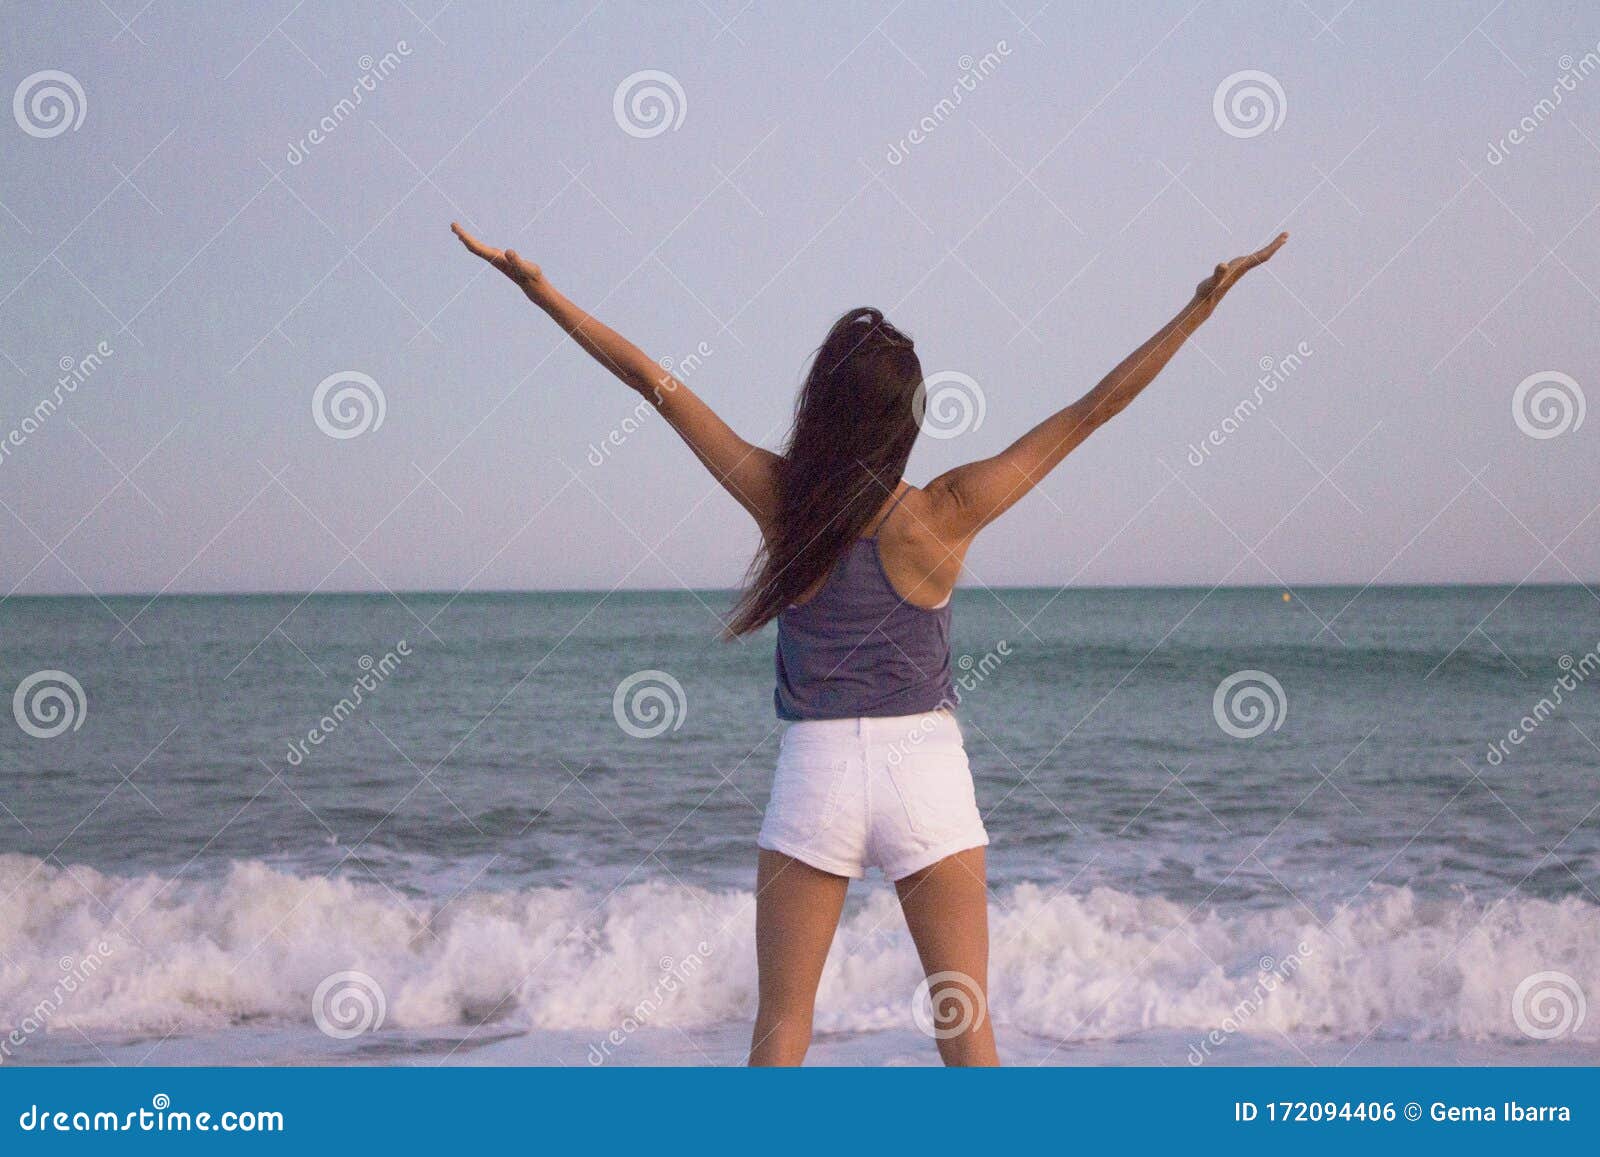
[452,221,1287,1066]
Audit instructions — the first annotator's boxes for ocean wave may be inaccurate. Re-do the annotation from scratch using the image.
[1,854,1595,1045]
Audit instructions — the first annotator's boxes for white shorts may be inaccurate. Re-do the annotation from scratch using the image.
[757,710,989,881]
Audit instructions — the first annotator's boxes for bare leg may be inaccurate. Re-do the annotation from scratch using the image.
[748,849,851,1066]
[894,846,999,1066]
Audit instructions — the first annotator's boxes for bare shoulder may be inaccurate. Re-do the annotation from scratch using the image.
[914,470,986,546]
[875,484,969,607]
[888,484,950,541]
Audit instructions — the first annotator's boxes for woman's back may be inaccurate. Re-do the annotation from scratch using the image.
[774,490,955,719]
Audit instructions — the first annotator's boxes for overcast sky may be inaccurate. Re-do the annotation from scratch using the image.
[2,1,1597,595]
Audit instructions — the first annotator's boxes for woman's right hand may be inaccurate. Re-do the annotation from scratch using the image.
[1191,232,1288,311]
[451,222,543,294]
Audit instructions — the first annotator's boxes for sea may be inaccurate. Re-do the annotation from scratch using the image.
[2,585,1597,1066]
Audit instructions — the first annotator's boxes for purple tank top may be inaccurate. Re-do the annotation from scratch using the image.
[773,517,955,721]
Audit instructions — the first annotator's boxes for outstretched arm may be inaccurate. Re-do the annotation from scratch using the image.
[451,223,781,533]
[925,233,1288,540]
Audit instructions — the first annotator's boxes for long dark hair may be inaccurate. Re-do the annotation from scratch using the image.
[726,307,924,637]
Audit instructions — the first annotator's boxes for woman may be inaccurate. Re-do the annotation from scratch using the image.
[452,221,1287,1066]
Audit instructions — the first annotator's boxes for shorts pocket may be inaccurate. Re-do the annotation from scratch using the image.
[885,749,979,841]
[765,757,850,841]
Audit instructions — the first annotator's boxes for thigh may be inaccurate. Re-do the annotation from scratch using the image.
[753,848,851,1007]
[894,845,996,1056]
[894,845,990,978]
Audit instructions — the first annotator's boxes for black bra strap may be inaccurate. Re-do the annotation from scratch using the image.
[868,483,909,536]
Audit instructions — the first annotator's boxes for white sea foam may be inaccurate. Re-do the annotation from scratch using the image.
[1,854,1595,1046]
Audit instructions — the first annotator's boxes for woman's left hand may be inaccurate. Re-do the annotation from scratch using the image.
[451,222,543,293]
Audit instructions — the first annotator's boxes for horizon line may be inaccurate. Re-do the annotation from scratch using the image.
[1,580,1592,600]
